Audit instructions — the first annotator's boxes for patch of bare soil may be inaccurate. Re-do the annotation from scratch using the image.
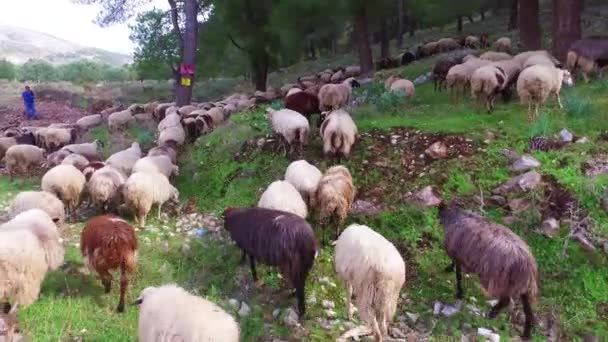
[0,100,87,129]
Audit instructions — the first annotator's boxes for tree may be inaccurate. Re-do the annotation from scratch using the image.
[518,0,541,50]
[508,0,518,30]
[19,59,58,82]
[351,1,374,75]
[0,59,17,80]
[552,0,583,61]
[58,60,103,83]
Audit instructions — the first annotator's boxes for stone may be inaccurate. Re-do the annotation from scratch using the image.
[425,141,449,159]
[283,308,299,326]
[462,323,473,331]
[508,198,532,214]
[489,195,507,206]
[228,298,240,309]
[322,300,335,309]
[576,137,589,144]
[307,295,317,304]
[510,155,541,173]
[492,171,541,195]
[501,148,521,162]
[351,200,384,216]
[440,300,462,317]
[238,302,250,317]
[325,309,337,318]
[433,301,443,315]
[541,218,560,237]
[390,327,407,338]
[572,233,596,252]
[272,309,281,318]
[560,129,574,142]
[405,312,419,324]
[413,186,442,207]
[477,328,500,342]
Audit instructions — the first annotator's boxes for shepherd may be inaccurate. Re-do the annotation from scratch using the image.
[22,85,38,120]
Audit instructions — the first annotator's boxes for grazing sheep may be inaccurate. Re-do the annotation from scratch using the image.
[257,180,308,218]
[87,165,126,212]
[265,108,310,157]
[567,36,608,82]
[61,140,103,161]
[0,132,35,159]
[8,191,65,225]
[513,50,560,69]
[76,114,103,131]
[157,113,181,132]
[400,51,416,65]
[319,109,357,160]
[374,57,399,70]
[106,142,142,176]
[132,155,178,178]
[384,75,415,98]
[147,140,178,164]
[446,57,491,99]
[522,54,561,69]
[80,215,138,312]
[143,101,159,114]
[344,66,361,78]
[108,110,134,131]
[127,103,145,114]
[101,105,123,117]
[0,209,65,307]
[34,127,76,151]
[159,125,186,146]
[470,65,508,112]
[418,41,439,57]
[135,284,240,342]
[437,37,460,52]
[122,172,179,227]
[152,103,173,122]
[465,35,480,49]
[331,69,345,83]
[432,56,462,92]
[0,304,17,342]
[439,203,538,339]
[517,65,574,121]
[46,149,73,167]
[284,91,320,125]
[61,153,89,171]
[315,165,355,242]
[82,161,106,181]
[41,164,86,215]
[205,107,226,126]
[284,160,322,206]
[479,51,512,62]
[223,207,317,316]
[318,77,360,111]
[3,144,45,177]
[182,116,212,142]
[335,224,406,342]
[178,104,197,116]
[494,37,512,53]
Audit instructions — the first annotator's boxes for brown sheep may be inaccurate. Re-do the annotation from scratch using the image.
[314,165,355,244]
[80,215,138,313]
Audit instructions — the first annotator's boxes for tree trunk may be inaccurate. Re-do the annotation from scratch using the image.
[309,39,317,60]
[175,0,198,106]
[508,0,518,30]
[354,6,374,75]
[252,53,268,91]
[519,0,541,50]
[480,7,486,20]
[457,16,463,32]
[552,0,583,61]
[409,16,416,37]
[380,18,390,59]
[396,0,404,49]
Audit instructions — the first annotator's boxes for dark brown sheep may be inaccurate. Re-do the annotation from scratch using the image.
[567,36,608,82]
[284,91,320,126]
[81,215,138,313]
[400,51,416,66]
[374,57,400,70]
[439,202,538,339]
[223,207,317,317]
[432,57,461,92]
[479,33,490,48]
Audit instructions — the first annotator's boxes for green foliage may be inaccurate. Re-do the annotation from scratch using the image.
[563,91,594,119]
[529,112,551,137]
[58,60,104,84]
[19,59,59,82]
[0,58,17,80]
[376,91,407,113]
[127,125,155,150]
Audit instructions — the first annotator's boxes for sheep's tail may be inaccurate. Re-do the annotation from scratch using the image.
[331,131,344,152]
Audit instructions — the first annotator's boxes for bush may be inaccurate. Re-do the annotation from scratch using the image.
[563,91,594,119]
[529,112,551,138]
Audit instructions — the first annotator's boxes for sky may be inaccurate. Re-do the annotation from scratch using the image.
[0,0,169,55]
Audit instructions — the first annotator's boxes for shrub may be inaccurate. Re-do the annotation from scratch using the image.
[563,91,594,119]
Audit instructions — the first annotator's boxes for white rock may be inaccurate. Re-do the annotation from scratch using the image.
[477,327,500,342]
[228,298,240,309]
[325,309,337,318]
[322,300,335,309]
[406,312,419,324]
[560,129,573,142]
[283,308,299,326]
[542,217,560,237]
[238,302,251,317]
[510,155,541,173]
[433,301,443,315]
[272,309,281,318]
[576,137,589,144]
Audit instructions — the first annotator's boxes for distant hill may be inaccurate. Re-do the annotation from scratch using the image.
[0,25,132,66]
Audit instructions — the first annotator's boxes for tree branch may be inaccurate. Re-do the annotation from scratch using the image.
[167,0,184,53]
[228,34,247,52]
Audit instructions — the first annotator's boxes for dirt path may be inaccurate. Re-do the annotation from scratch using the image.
[0,97,86,129]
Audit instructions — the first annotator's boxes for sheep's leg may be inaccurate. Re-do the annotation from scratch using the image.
[527,103,533,122]
[295,282,306,317]
[99,270,112,294]
[455,263,464,299]
[346,285,354,320]
[371,317,383,342]
[488,296,510,318]
[249,255,258,282]
[116,267,129,313]
[556,92,564,109]
[521,294,534,340]
[157,203,162,220]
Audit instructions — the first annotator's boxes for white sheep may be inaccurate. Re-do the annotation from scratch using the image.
[446,57,491,98]
[205,107,225,126]
[344,66,361,78]
[385,76,415,98]
[76,114,103,131]
[3,144,45,177]
[470,65,508,112]
[265,108,310,156]
[46,149,73,167]
[284,160,322,206]
[34,127,76,151]
[41,164,86,215]
[318,77,359,111]
[319,109,358,159]
[315,165,355,242]
[132,155,179,178]
[61,153,90,171]
[513,50,559,69]
[122,172,179,227]
[494,37,512,53]
[517,65,574,121]
[61,140,103,161]
[157,113,181,132]
[159,125,186,146]
[0,137,17,159]
[335,224,406,342]
[257,180,308,218]
[178,105,197,116]
[135,284,239,342]
[87,165,127,212]
[479,51,512,62]
[108,110,134,131]
[8,191,65,225]
[0,209,65,307]
[106,142,142,176]
[522,53,560,69]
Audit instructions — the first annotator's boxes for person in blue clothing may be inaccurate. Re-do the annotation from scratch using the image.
[22,85,38,120]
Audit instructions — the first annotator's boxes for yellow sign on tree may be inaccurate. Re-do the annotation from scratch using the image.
[180,77,191,86]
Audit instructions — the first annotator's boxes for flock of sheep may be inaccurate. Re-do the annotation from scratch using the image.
[1,32,606,341]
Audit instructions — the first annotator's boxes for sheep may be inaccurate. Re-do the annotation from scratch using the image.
[3,144,45,178]
[465,35,480,49]
[0,132,35,160]
[319,109,357,160]
[567,36,608,82]
[76,114,103,131]
[446,57,491,99]
[147,140,178,164]
[158,125,186,146]
[41,164,86,215]
[265,108,310,157]
[122,172,179,227]
[315,165,355,242]
[46,149,72,168]
[205,107,226,126]
[437,37,459,52]
[108,110,134,131]
[432,57,462,92]
[34,127,76,151]
[61,140,103,161]
[400,51,416,65]
[494,37,512,53]
[522,54,561,69]
[344,66,361,78]
[135,284,240,342]
[479,51,512,62]
[284,90,321,125]
[106,142,142,176]
[439,202,538,339]
[318,78,360,111]
[284,160,322,206]
[87,165,127,212]
[470,65,508,112]
[0,209,65,307]
[101,105,123,117]
[223,207,317,316]
[257,180,308,218]
[80,215,138,313]
[331,69,345,83]
[417,41,439,57]
[143,101,159,114]
[374,57,399,70]
[82,161,106,181]
[0,304,17,342]
[61,153,89,171]
[517,64,574,121]
[513,50,561,69]
[8,191,65,225]
[132,155,179,178]
[127,103,145,114]
[178,104,197,116]
[384,75,415,98]
[152,103,173,122]
[157,113,181,131]
[182,116,212,143]
[335,224,406,342]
